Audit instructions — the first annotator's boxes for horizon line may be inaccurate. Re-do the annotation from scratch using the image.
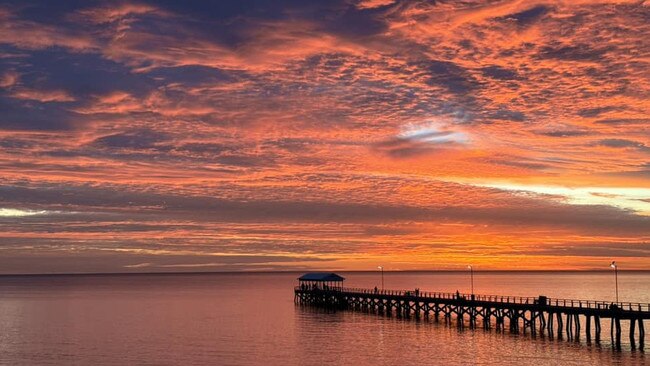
[1,269,649,277]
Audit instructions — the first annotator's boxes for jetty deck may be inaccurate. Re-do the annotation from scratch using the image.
[295,286,649,349]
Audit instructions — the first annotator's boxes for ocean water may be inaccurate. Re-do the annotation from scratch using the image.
[0,272,648,365]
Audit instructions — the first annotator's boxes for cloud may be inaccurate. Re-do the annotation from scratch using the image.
[74,3,166,24]
[530,242,650,258]
[0,9,97,51]
[480,65,520,80]
[595,118,650,125]
[576,106,620,118]
[424,60,478,95]
[535,129,590,138]
[374,121,470,158]
[356,0,396,10]
[499,5,550,26]
[92,130,171,150]
[0,97,78,130]
[488,108,526,122]
[0,69,19,87]
[10,88,76,102]
[0,250,333,274]
[2,179,649,233]
[0,0,648,272]
[596,139,650,152]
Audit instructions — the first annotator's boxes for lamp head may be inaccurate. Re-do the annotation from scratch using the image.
[610,261,617,269]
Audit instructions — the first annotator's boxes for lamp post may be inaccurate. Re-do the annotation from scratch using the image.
[467,265,474,297]
[377,266,384,291]
[610,261,618,303]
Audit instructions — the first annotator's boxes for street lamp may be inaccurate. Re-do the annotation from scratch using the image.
[610,261,618,303]
[377,266,384,291]
[467,265,474,297]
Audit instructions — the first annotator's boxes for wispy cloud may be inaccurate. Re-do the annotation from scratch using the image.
[10,88,76,102]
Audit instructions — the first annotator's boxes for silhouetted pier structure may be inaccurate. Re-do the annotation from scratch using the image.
[294,274,648,350]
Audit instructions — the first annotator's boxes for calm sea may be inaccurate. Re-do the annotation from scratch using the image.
[0,272,648,365]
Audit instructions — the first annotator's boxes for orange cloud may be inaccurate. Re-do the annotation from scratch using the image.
[356,0,396,9]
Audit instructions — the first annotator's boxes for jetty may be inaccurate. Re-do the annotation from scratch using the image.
[294,273,649,350]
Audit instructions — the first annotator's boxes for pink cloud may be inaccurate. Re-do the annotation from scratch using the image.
[0,69,19,88]
[74,3,167,24]
[11,88,76,102]
[356,0,396,10]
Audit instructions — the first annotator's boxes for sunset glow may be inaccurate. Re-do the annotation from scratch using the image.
[0,0,648,273]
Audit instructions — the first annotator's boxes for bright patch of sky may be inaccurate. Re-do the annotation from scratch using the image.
[399,122,470,145]
[472,184,650,215]
[0,208,51,217]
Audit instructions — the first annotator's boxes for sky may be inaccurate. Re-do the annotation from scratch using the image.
[0,0,649,274]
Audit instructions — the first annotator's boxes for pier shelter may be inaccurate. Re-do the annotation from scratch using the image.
[298,273,345,291]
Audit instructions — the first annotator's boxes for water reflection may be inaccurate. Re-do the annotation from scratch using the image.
[0,272,647,365]
[294,303,647,365]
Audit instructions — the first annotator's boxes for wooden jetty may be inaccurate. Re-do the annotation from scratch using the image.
[294,273,649,350]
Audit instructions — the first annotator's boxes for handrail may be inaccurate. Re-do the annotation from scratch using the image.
[294,286,650,312]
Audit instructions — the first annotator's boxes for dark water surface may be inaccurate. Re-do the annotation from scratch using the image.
[0,272,648,365]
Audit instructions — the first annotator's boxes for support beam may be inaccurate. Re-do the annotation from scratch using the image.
[639,319,645,350]
[615,317,622,349]
[630,318,637,349]
[595,316,601,342]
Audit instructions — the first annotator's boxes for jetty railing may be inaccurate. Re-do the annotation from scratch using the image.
[295,286,650,312]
